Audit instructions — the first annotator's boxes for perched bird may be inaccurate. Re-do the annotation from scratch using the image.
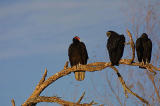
[106,31,125,66]
[68,36,88,81]
[136,33,152,68]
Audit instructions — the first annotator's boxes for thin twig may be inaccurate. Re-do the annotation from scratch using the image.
[64,61,69,69]
[38,68,47,86]
[146,71,160,102]
[126,29,135,63]
[77,92,85,104]
[110,66,149,105]
[11,99,15,106]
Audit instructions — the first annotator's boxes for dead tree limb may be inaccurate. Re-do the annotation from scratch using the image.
[27,96,96,106]
[21,57,160,105]
[22,63,103,106]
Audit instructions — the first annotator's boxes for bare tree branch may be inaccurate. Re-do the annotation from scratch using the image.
[146,71,160,102]
[21,58,159,105]
[77,92,86,104]
[126,29,135,63]
[110,66,149,104]
[27,96,95,106]
[64,61,69,70]
[37,68,47,87]
[120,59,159,73]
[11,99,15,106]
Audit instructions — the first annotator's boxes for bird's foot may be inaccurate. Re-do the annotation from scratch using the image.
[76,63,81,70]
[140,60,145,68]
[142,60,145,66]
[146,61,151,69]
[146,61,149,65]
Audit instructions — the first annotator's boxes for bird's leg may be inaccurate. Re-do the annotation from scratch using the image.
[146,61,148,65]
[146,60,150,68]
[76,63,81,70]
[141,60,145,67]
[78,63,81,66]
[78,63,81,69]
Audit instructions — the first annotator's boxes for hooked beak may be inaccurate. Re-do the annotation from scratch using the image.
[106,32,111,37]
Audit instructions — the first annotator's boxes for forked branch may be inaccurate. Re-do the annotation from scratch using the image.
[27,96,96,106]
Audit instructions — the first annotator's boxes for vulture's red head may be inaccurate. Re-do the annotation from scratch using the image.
[73,36,80,42]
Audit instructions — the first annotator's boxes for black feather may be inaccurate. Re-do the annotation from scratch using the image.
[136,33,152,68]
[68,37,88,81]
[106,31,125,66]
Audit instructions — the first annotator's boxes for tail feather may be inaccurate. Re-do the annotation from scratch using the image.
[75,71,85,81]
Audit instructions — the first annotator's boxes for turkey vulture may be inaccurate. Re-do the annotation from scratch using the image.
[106,31,125,66]
[136,33,152,68]
[68,36,88,81]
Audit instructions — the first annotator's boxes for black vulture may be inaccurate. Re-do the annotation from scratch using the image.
[68,36,88,81]
[106,31,125,66]
[136,33,152,68]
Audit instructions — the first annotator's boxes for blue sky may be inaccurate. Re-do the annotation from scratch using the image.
[0,0,128,60]
[1,0,159,106]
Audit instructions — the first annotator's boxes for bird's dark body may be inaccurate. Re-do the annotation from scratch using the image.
[107,31,125,66]
[136,33,152,68]
[68,37,88,81]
